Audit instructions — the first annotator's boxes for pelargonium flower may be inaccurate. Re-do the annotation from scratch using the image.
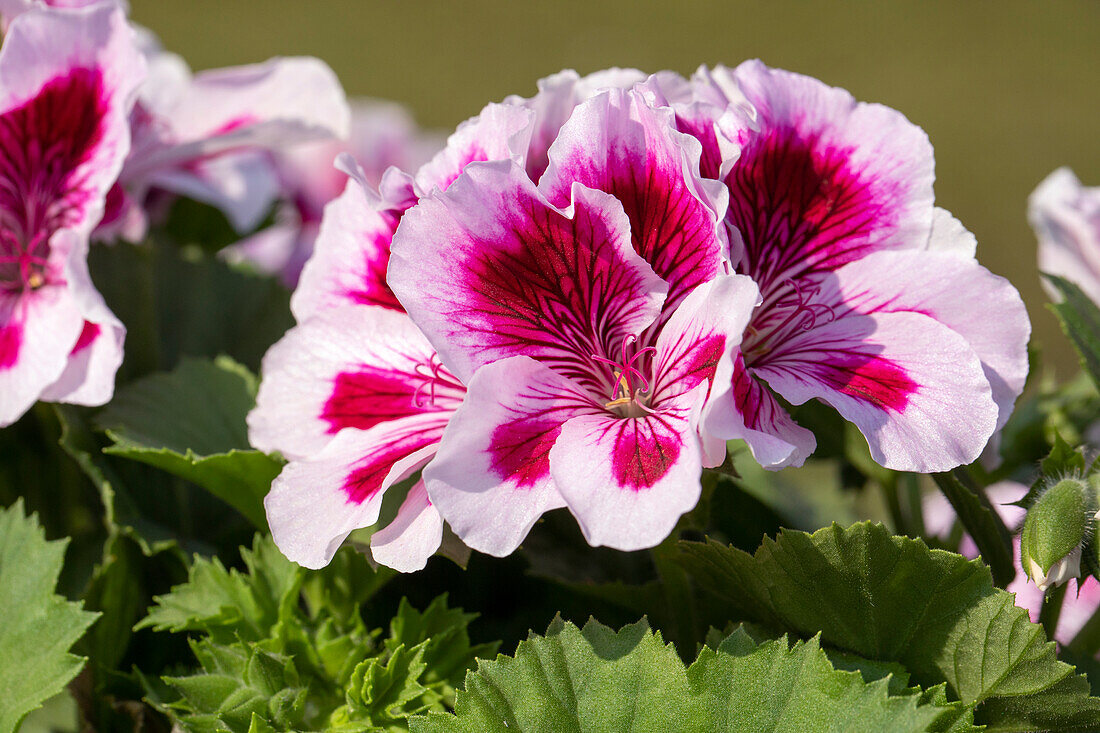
[390,88,758,555]
[0,4,143,426]
[677,61,1030,472]
[249,101,534,570]
[1029,167,1100,306]
[99,30,350,242]
[224,99,443,286]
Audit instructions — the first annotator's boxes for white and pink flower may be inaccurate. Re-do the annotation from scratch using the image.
[254,63,1032,570]
[99,29,350,242]
[1030,167,1100,306]
[249,99,535,570]
[686,61,1030,472]
[389,88,757,555]
[224,99,443,286]
[0,4,143,426]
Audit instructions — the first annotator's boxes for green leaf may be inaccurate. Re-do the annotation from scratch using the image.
[96,356,281,529]
[386,595,498,694]
[0,500,99,733]
[412,620,956,732]
[677,522,1100,729]
[342,642,431,724]
[1046,273,1100,388]
[689,629,944,732]
[164,640,309,733]
[412,617,691,732]
[137,534,301,643]
[931,471,1015,586]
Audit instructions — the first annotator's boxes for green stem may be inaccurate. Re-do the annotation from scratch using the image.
[1039,583,1068,640]
[879,473,906,535]
[902,473,926,538]
[932,471,1016,587]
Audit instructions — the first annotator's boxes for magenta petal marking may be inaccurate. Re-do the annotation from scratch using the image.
[321,356,461,435]
[814,352,916,412]
[71,320,100,355]
[342,210,403,312]
[322,369,419,434]
[0,69,107,241]
[0,320,20,369]
[341,425,442,505]
[609,415,682,491]
[726,129,897,292]
[488,414,562,489]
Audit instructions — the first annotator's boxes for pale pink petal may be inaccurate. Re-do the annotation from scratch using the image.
[647,274,760,466]
[550,386,705,551]
[1029,167,1100,305]
[221,222,309,284]
[725,60,935,292]
[150,151,280,233]
[754,308,997,472]
[504,67,647,181]
[423,356,583,557]
[348,98,443,186]
[291,175,402,321]
[266,417,443,569]
[540,88,729,313]
[413,102,532,194]
[832,249,1029,431]
[0,285,83,425]
[369,480,444,573]
[122,56,349,231]
[38,233,124,406]
[707,352,817,469]
[926,207,977,258]
[249,305,462,460]
[389,161,667,384]
[650,274,759,406]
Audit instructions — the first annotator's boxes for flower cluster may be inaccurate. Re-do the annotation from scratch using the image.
[0,0,348,426]
[251,64,1030,570]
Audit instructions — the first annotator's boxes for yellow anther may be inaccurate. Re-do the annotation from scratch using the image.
[27,272,44,289]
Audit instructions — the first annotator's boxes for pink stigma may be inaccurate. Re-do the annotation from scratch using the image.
[592,335,657,412]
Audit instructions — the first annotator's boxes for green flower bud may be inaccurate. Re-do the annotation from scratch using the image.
[1019,478,1095,592]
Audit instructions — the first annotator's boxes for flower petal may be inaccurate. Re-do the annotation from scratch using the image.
[0,284,83,426]
[0,4,144,238]
[291,176,403,321]
[832,248,1029,431]
[717,353,817,468]
[390,160,667,384]
[413,101,533,194]
[1029,167,1100,305]
[249,305,462,460]
[540,88,729,312]
[504,67,646,181]
[724,60,935,292]
[550,386,704,551]
[265,413,446,569]
[124,56,349,231]
[423,356,582,557]
[754,308,997,472]
[369,480,444,573]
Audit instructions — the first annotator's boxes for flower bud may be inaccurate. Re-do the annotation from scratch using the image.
[1019,478,1094,592]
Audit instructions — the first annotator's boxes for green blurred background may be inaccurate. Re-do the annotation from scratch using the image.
[132,0,1100,374]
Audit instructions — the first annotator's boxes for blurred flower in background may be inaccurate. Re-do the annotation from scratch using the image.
[224,100,443,285]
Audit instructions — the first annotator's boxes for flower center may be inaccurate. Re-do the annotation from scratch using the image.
[0,228,51,295]
[593,335,657,418]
